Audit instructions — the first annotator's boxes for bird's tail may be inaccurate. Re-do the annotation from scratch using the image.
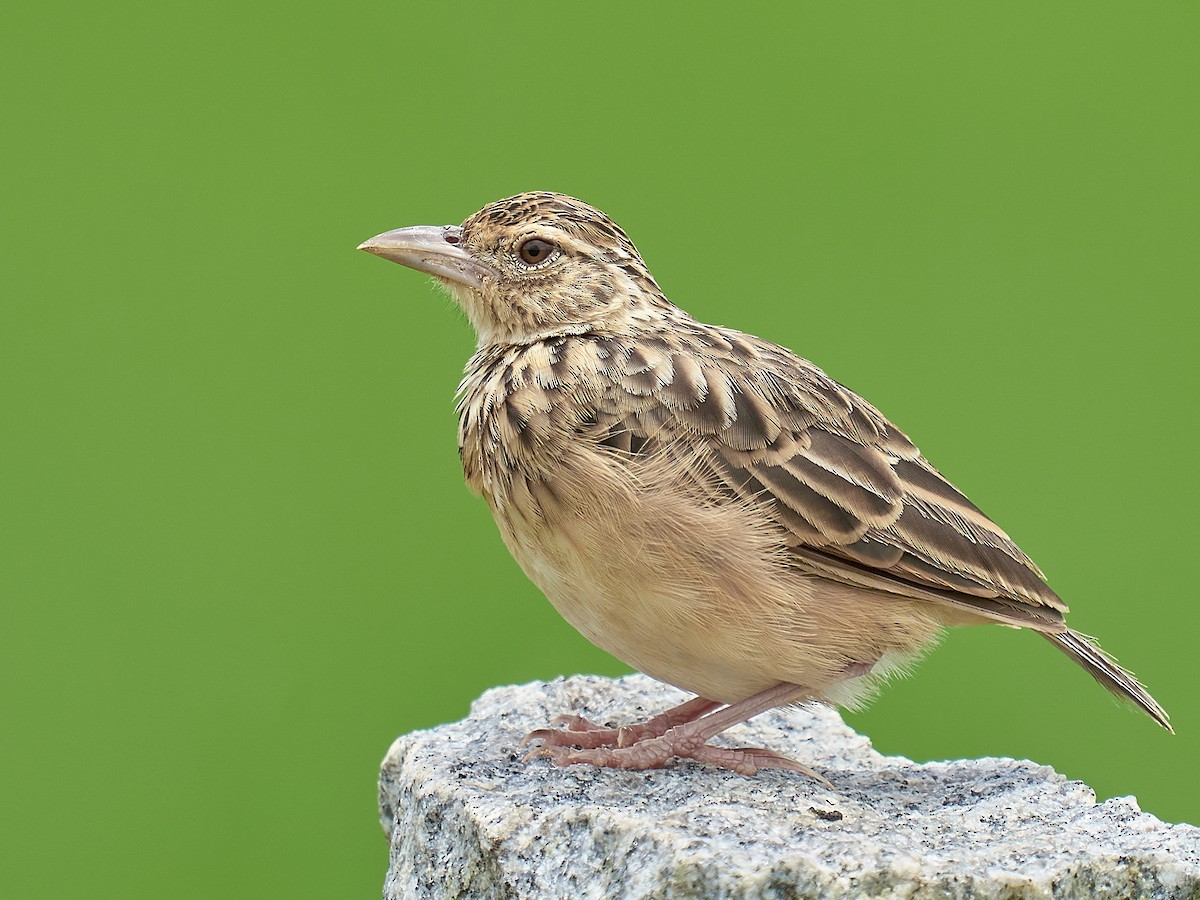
[1043,629,1172,732]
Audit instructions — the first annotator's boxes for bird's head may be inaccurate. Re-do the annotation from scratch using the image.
[359,192,666,345]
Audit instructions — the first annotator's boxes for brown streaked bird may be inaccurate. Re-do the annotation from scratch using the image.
[359,192,1170,782]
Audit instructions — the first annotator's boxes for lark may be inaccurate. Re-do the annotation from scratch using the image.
[359,192,1170,781]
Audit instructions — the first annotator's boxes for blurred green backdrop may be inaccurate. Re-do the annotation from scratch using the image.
[3,2,1197,897]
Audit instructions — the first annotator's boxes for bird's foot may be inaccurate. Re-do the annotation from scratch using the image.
[521,718,641,750]
[520,696,720,751]
[523,682,829,783]
[526,727,830,785]
[522,721,626,750]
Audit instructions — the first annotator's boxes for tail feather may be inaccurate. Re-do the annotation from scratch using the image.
[1043,630,1172,732]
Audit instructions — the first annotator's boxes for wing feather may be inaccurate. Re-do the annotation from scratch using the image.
[593,324,1067,622]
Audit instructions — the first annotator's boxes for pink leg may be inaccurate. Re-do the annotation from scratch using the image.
[526,682,831,785]
[522,695,721,751]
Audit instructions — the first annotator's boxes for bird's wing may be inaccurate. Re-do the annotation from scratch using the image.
[592,325,1067,628]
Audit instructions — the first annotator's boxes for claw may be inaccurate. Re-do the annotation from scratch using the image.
[522,744,563,764]
[518,728,556,748]
[551,714,609,732]
[722,746,832,787]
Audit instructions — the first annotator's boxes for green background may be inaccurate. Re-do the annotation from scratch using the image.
[3,3,1197,897]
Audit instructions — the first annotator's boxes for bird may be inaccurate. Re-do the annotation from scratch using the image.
[358,192,1170,782]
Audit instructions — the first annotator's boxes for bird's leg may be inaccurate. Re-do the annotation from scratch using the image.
[522,695,721,751]
[527,682,831,784]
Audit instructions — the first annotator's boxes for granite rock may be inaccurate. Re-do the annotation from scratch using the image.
[380,675,1198,899]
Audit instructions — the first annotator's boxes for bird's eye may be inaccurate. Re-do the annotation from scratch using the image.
[518,238,555,266]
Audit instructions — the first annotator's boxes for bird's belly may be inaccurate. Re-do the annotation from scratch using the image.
[516,539,750,699]
[488,451,942,705]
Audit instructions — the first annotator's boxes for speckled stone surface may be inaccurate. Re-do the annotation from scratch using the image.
[379,675,1198,899]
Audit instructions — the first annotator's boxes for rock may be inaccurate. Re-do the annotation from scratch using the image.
[379,675,1199,899]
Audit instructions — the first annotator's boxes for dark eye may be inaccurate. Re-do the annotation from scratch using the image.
[518,238,555,265]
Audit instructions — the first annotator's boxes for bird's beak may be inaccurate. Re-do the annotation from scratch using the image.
[357,225,494,289]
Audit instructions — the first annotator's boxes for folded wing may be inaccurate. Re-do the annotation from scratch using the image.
[595,325,1067,629]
